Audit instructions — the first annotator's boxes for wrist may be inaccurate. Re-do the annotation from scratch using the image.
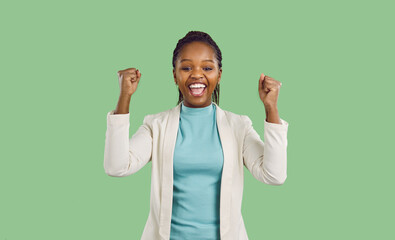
[264,104,278,112]
[119,93,132,99]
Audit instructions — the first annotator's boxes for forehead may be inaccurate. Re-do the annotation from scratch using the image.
[178,41,216,60]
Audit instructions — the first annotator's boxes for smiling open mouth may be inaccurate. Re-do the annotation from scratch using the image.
[189,84,207,97]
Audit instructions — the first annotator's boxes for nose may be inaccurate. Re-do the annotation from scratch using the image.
[191,68,204,79]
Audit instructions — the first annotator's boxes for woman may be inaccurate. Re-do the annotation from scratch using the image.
[104,31,289,240]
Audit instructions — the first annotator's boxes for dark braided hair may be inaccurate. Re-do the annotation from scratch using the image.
[172,31,222,106]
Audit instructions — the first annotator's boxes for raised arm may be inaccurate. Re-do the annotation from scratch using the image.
[103,67,152,177]
[242,115,289,185]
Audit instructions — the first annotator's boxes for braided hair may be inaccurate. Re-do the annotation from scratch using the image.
[172,31,222,106]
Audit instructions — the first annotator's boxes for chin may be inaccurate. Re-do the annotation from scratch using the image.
[184,97,212,108]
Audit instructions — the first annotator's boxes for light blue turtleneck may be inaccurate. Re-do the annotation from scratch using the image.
[170,101,224,240]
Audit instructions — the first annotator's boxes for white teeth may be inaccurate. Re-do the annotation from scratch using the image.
[189,83,206,88]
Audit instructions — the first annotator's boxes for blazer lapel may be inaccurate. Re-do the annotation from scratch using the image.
[159,102,181,238]
[159,102,234,239]
[213,102,234,237]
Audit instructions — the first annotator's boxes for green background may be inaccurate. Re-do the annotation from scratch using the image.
[1,0,394,239]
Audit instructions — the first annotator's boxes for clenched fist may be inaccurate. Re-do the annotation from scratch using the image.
[258,73,282,108]
[117,67,142,96]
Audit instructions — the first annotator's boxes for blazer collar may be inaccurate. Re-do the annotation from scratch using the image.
[159,101,235,238]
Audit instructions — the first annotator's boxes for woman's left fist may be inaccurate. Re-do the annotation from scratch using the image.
[258,73,282,108]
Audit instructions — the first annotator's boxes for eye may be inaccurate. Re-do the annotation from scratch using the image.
[181,67,212,71]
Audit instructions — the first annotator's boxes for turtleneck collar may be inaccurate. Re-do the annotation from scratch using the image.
[180,101,214,116]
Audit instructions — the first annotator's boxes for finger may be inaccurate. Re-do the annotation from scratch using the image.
[131,74,138,82]
[137,69,141,79]
[123,72,137,82]
[118,68,137,77]
[125,72,137,78]
[262,74,271,92]
[124,67,137,73]
[265,82,280,91]
[263,77,282,89]
[264,76,282,86]
[136,70,142,83]
[263,83,270,92]
[263,76,276,83]
[259,73,265,88]
[260,73,265,81]
[129,68,140,82]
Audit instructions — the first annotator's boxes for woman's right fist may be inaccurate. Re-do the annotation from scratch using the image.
[117,67,142,96]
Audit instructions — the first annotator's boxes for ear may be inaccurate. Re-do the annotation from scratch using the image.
[217,68,222,84]
[173,68,177,85]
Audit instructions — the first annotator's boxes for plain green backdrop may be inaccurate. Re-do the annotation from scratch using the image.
[1,0,394,239]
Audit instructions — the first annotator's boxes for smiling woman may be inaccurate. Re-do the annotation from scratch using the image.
[172,32,223,107]
[104,30,289,240]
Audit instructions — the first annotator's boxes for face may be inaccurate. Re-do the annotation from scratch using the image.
[173,41,222,108]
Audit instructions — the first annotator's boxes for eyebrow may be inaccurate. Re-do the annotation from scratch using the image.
[180,59,215,63]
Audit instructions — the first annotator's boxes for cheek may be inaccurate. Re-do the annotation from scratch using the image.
[208,85,216,93]
[178,73,188,81]
[180,85,189,93]
[209,70,218,75]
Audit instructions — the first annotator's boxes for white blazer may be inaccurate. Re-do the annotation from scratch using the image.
[104,101,289,240]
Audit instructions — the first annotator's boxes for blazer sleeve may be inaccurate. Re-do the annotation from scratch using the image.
[104,110,153,177]
[242,115,289,185]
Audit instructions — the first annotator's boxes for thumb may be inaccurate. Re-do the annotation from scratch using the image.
[259,73,265,89]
